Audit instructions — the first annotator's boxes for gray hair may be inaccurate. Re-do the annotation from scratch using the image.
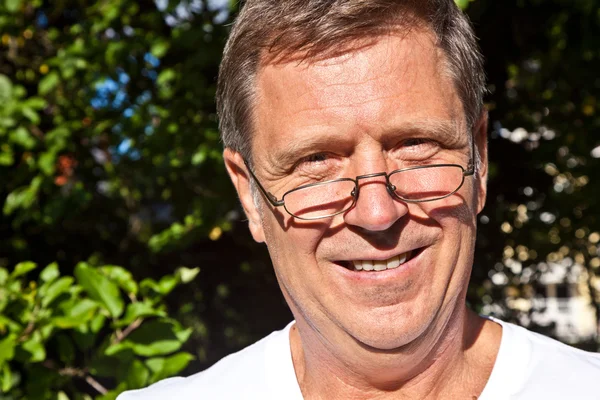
[216,0,486,166]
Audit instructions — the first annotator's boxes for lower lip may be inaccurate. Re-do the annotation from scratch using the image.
[335,248,427,283]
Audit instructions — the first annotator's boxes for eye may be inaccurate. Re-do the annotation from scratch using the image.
[301,153,329,164]
[390,137,441,163]
[403,138,431,147]
[399,138,441,152]
[293,152,339,179]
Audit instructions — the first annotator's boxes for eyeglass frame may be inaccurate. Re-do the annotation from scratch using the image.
[243,136,476,221]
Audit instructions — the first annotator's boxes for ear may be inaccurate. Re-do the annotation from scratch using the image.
[474,111,489,214]
[223,148,266,243]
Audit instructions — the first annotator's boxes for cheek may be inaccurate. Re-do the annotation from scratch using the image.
[411,204,473,230]
[414,181,478,228]
[262,212,330,267]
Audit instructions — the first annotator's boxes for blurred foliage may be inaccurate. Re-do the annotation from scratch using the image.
[0,261,197,398]
[467,0,600,345]
[0,0,599,397]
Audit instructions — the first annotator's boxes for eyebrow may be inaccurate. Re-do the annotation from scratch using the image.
[387,120,465,146]
[268,133,350,172]
[268,119,465,171]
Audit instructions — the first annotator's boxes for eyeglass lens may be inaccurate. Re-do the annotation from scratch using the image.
[283,165,465,219]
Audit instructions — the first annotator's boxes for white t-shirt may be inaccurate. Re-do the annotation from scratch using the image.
[117,319,600,399]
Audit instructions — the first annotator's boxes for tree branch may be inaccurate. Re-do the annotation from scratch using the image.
[114,318,143,344]
[18,305,40,342]
[85,376,108,395]
[42,360,108,395]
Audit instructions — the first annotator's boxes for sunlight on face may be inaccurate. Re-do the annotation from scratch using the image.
[250,30,483,352]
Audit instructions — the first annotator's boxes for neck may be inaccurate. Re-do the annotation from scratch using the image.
[290,306,501,400]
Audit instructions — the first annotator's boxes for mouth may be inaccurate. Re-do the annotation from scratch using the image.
[336,248,424,272]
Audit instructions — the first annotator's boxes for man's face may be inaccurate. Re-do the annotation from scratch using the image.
[226,30,487,351]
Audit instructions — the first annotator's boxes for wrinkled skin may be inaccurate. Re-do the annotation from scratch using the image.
[224,30,500,399]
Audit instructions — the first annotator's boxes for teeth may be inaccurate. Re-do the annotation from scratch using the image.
[398,252,408,265]
[387,256,400,270]
[373,260,387,271]
[351,251,412,272]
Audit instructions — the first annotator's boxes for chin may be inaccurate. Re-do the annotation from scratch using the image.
[345,305,436,352]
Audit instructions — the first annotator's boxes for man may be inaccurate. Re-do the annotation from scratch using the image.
[120,0,600,399]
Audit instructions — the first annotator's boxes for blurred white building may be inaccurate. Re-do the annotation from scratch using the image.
[530,262,598,342]
[499,260,599,344]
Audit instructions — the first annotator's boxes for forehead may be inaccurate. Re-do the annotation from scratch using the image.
[252,30,464,164]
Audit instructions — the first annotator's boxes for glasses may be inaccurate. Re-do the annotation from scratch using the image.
[244,144,475,221]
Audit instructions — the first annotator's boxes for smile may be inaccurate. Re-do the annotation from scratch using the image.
[341,249,422,272]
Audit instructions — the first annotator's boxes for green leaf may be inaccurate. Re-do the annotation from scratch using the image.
[175,327,192,343]
[176,267,200,284]
[52,299,99,329]
[126,359,149,389]
[11,261,37,279]
[10,126,36,149]
[140,275,178,297]
[40,262,60,283]
[38,71,60,95]
[105,42,125,66]
[100,265,138,295]
[139,278,160,296]
[38,151,57,176]
[0,336,16,369]
[191,149,206,166]
[105,320,186,357]
[4,0,21,13]
[41,276,74,307]
[52,317,84,329]
[146,352,193,383]
[21,107,40,124]
[1,364,16,393]
[90,313,106,333]
[74,263,124,317]
[156,69,176,86]
[0,267,9,284]
[117,302,166,327]
[20,332,46,362]
[45,126,70,146]
[57,391,70,400]
[455,0,470,10]
[0,149,14,166]
[91,354,127,378]
[40,324,54,339]
[0,315,22,332]
[157,275,177,295]
[3,176,42,215]
[96,388,121,400]
[151,40,169,59]
[0,74,13,101]
[52,298,99,328]
[0,117,16,129]
[23,97,47,109]
[67,298,99,319]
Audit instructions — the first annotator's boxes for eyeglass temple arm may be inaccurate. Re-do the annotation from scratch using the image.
[464,132,476,176]
[243,160,285,207]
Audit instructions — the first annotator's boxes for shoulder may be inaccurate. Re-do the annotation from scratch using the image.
[117,322,300,400]
[482,318,600,400]
[501,319,600,371]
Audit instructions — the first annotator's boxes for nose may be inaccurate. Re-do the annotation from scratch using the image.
[343,173,408,232]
